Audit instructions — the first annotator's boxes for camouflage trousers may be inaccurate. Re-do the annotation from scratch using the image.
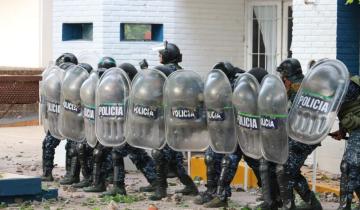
[205,146,261,200]
[339,129,360,202]
[112,143,156,184]
[283,138,319,202]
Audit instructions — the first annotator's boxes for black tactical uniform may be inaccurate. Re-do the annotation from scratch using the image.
[278,58,322,210]
[102,63,157,196]
[42,53,78,182]
[83,57,118,193]
[194,62,261,208]
[149,42,199,201]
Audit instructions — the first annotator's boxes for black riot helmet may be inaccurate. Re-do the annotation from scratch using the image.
[234,67,245,74]
[98,56,116,69]
[78,63,93,73]
[276,58,302,79]
[55,53,78,66]
[159,41,182,64]
[248,67,268,83]
[119,63,138,81]
[212,61,239,80]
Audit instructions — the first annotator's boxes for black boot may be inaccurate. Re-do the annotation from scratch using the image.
[193,175,217,204]
[60,141,72,182]
[72,159,92,188]
[175,173,198,195]
[257,159,277,210]
[139,182,157,192]
[149,150,168,201]
[194,154,218,205]
[42,167,54,182]
[60,156,80,185]
[337,162,352,210]
[83,163,106,192]
[276,165,296,210]
[102,157,126,196]
[204,155,232,208]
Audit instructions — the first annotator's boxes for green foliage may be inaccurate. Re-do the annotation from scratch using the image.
[82,197,98,206]
[124,24,151,41]
[100,194,143,204]
[346,0,360,4]
[0,202,7,209]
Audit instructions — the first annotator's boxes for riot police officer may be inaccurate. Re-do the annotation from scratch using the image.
[330,75,360,210]
[149,41,199,201]
[194,62,262,208]
[277,58,322,210]
[42,53,78,182]
[83,57,117,192]
[102,63,157,196]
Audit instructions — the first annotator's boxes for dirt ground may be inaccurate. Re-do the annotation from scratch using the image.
[0,126,342,210]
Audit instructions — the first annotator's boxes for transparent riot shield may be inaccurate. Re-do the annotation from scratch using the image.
[288,59,350,145]
[40,65,61,134]
[95,67,131,147]
[204,69,237,154]
[126,69,167,150]
[259,75,288,164]
[232,73,261,159]
[164,70,209,151]
[58,65,89,142]
[44,67,65,139]
[80,71,99,148]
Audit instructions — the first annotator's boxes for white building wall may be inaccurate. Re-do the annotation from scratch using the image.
[291,0,337,73]
[52,0,104,62]
[103,0,246,75]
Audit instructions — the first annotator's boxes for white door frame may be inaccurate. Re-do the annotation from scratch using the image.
[245,0,283,74]
[282,1,293,60]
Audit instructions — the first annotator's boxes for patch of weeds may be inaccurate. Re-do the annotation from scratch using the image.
[82,196,98,206]
[41,183,49,191]
[0,202,7,209]
[228,200,242,208]
[240,207,252,210]
[100,194,142,204]
[176,202,189,208]
[43,205,51,210]
[92,207,101,210]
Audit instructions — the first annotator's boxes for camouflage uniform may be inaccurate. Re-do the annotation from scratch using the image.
[150,144,198,200]
[103,143,156,195]
[283,76,321,205]
[199,146,261,207]
[337,78,360,210]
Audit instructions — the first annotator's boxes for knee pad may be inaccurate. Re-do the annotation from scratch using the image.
[77,143,85,155]
[151,149,164,161]
[276,164,284,174]
[221,156,231,168]
[205,154,214,166]
[93,148,103,163]
[112,151,122,163]
[340,160,348,174]
[260,159,269,172]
